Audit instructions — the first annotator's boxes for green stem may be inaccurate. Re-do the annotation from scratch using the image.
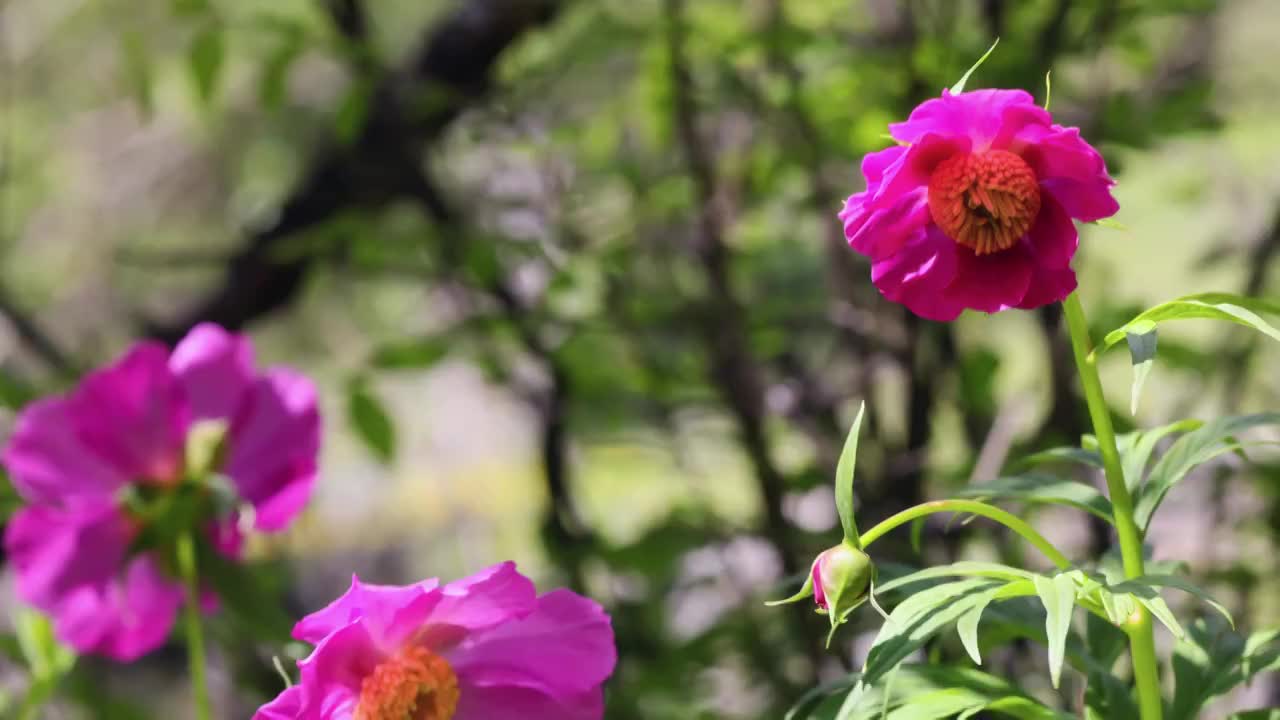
[177,532,212,720]
[1062,291,1163,720]
[860,499,1072,570]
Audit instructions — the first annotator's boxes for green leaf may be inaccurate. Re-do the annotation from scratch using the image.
[1101,293,1280,352]
[335,79,374,144]
[862,578,1011,686]
[1119,419,1203,493]
[346,376,396,463]
[1169,619,1280,720]
[957,474,1114,524]
[188,25,224,104]
[875,561,1035,595]
[1090,217,1130,232]
[956,589,999,665]
[1033,574,1076,689]
[799,665,1072,720]
[1110,575,1234,629]
[949,38,999,95]
[835,402,866,547]
[1136,413,1280,531]
[1042,70,1052,110]
[1015,445,1102,470]
[1125,328,1157,414]
[1228,712,1280,720]
[370,337,451,370]
[120,31,153,117]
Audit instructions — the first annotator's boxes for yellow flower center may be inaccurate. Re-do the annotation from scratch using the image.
[928,150,1041,255]
[355,646,459,720]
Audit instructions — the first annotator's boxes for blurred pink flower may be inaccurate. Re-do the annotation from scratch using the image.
[840,89,1119,320]
[255,562,616,720]
[3,323,319,660]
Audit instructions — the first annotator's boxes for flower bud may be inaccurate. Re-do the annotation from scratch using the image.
[811,543,874,627]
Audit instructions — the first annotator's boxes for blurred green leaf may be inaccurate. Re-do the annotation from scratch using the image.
[346,375,396,463]
[370,337,451,370]
[188,25,225,104]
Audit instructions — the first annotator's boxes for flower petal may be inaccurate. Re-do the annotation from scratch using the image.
[454,683,605,720]
[170,323,256,422]
[1023,194,1078,270]
[5,503,133,610]
[253,685,303,720]
[1016,266,1078,310]
[891,89,1048,151]
[65,343,190,484]
[296,620,381,718]
[53,554,184,661]
[449,588,616,697]
[842,135,968,259]
[870,227,964,321]
[292,576,440,648]
[426,562,539,640]
[942,243,1036,314]
[1016,124,1119,222]
[2,398,129,504]
[224,369,320,531]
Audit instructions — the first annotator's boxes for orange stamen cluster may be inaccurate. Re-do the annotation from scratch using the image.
[927,150,1041,255]
[355,645,459,720]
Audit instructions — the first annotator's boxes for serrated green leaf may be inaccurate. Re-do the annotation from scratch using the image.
[835,402,866,546]
[188,25,224,104]
[1101,293,1280,352]
[1033,574,1076,689]
[950,38,999,95]
[346,376,396,463]
[957,474,1114,524]
[1136,413,1280,531]
[1125,329,1157,414]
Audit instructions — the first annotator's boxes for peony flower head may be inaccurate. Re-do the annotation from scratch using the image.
[2,323,320,660]
[255,562,616,720]
[840,88,1119,320]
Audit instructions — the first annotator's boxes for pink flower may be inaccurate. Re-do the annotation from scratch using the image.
[840,89,1119,320]
[255,562,616,720]
[2,323,319,660]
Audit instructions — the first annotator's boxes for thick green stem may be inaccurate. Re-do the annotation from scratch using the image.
[860,499,1072,570]
[1062,291,1163,720]
[177,532,212,720]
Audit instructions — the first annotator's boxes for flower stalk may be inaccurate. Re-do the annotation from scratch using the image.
[1062,291,1163,720]
[176,531,212,720]
[859,499,1072,570]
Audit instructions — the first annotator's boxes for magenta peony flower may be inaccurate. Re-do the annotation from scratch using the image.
[840,89,1119,320]
[3,323,319,660]
[255,562,616,720]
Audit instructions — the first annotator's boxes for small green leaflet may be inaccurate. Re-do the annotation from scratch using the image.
[1042,70,1052,110]
[1033,574,1076,689]
[950,38,999,95]
[188,24,224,105]
[1125,327,1158,414]
[835,402,866,547]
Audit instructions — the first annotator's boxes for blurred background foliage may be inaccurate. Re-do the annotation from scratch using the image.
[0,0,1279,717]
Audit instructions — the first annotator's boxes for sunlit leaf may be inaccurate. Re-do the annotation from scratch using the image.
[1136,413,1280,531]
[1033,574,1076,689]
[957,474,1114,524]
[949,38,999,95]
[1125,328,1157,414]
[835,402,866,546]
[1101,293,1280,352]
[875,561,1035,595]
[1119,419,1203,493]
[1110,575,1234,629]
